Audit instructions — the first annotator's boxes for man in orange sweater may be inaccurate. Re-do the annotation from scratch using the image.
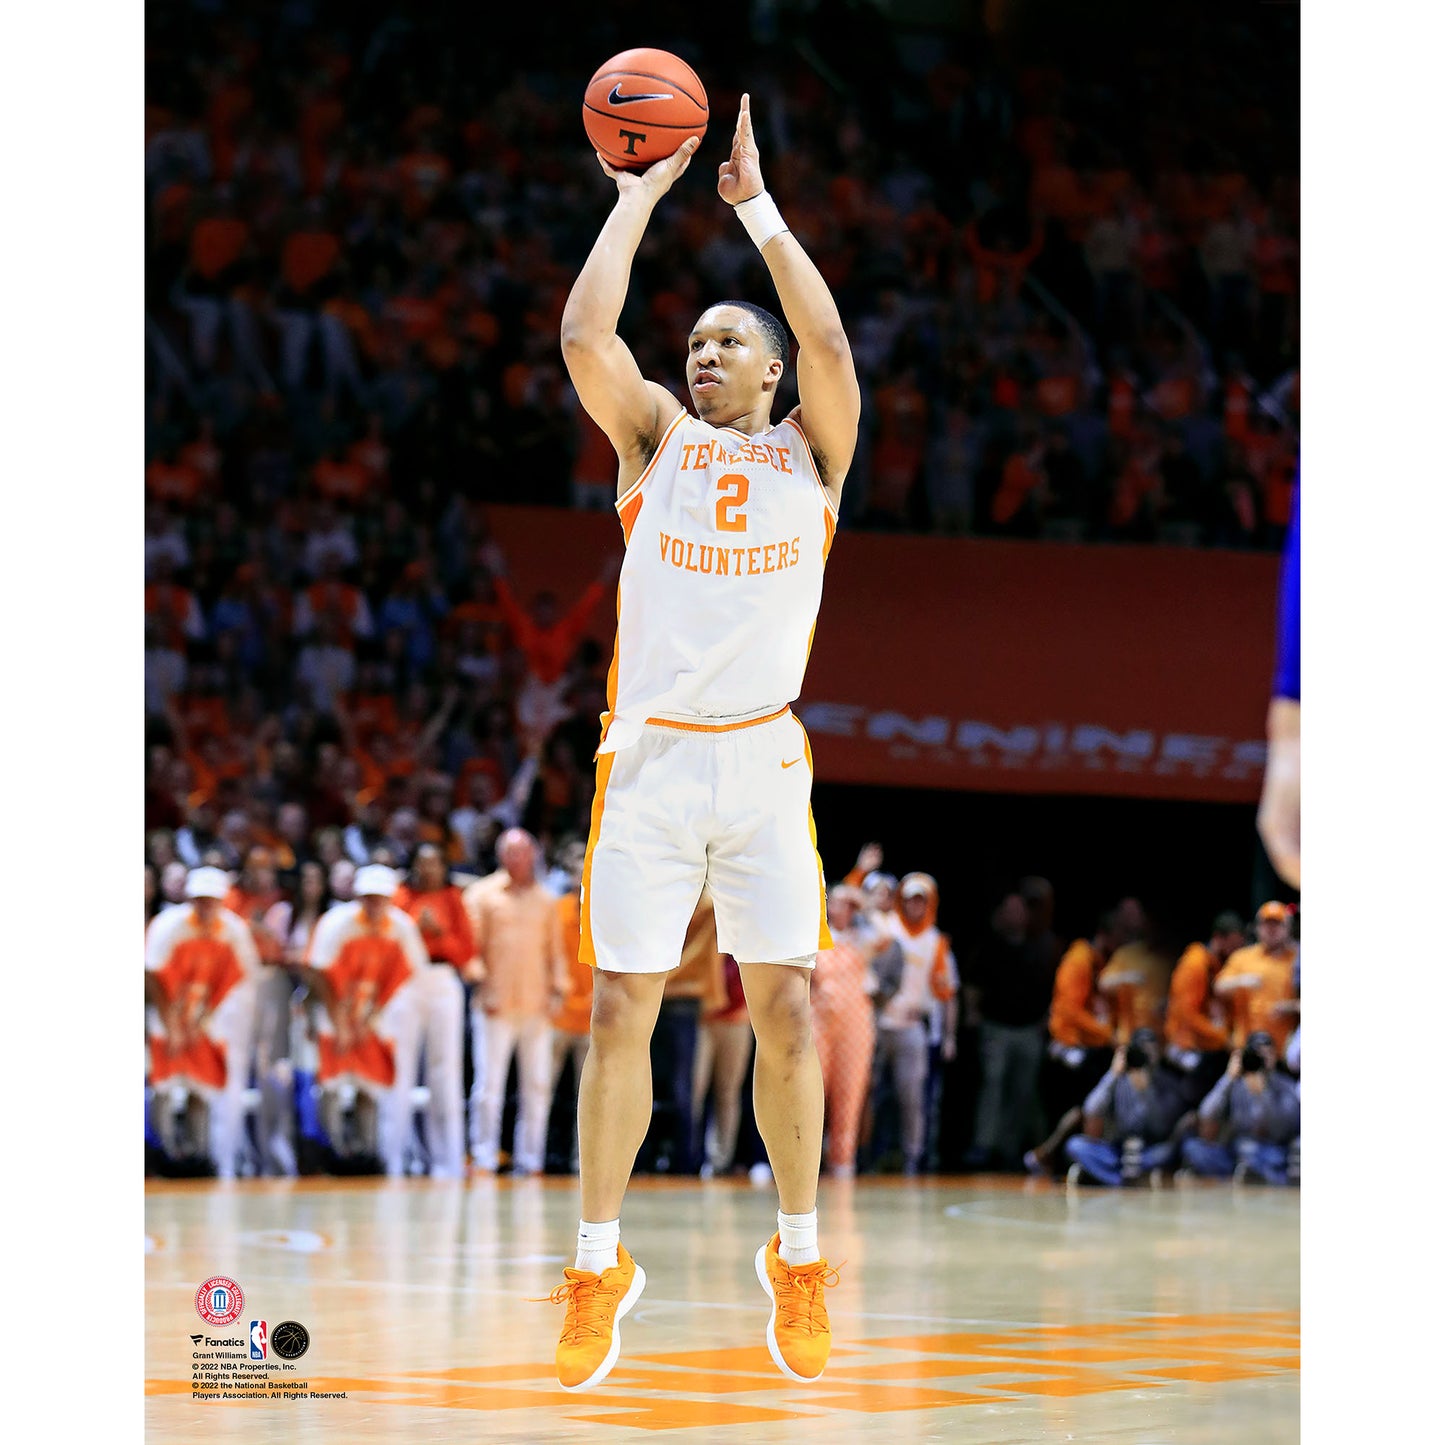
[1163,911,1247,1106]
[393,844,474,1177]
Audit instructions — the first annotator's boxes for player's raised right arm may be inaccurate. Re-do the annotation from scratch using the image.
[561,140,698,478]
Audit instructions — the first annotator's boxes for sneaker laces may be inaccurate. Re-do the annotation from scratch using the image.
[774,1261,842,1336]
[534,1270,621,1344]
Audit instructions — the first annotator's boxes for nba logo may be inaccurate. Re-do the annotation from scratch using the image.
[250,1320,268,1359]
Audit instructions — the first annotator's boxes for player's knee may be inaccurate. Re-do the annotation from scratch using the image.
[590,972,664,1046]
[748,973,814,1059]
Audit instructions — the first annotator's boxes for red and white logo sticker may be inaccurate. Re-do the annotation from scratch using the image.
[195,1276,245,1327]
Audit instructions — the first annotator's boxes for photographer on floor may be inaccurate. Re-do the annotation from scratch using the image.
[1063,1028,1190,1186]
[1179,1031,1300,1184]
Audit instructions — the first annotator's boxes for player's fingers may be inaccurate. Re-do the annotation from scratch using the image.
[740,92,754,140]
[597,153,619,179]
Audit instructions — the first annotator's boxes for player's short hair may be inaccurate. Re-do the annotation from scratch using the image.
[709,300,790,367]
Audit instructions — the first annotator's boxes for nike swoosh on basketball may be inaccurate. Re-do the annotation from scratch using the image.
[781,757,804,769]
[608,84,675,105]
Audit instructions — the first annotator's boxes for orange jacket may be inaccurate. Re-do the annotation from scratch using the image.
[1048,939,1115,1047]
[392,885,475,970]
[1164,943,1231,1052]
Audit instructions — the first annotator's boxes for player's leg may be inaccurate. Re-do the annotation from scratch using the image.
[553,729,707,1391]
[577,971,669,1217]
[737,961,823,1214]
[710,712,837,1382]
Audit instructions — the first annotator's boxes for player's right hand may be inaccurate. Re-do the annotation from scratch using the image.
[599,136,701,202]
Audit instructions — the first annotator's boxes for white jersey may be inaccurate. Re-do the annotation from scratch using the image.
[599,410,838,754]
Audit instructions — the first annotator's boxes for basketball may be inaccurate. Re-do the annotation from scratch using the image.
[583,48,708,171]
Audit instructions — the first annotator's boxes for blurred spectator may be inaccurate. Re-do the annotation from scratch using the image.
[875,874,957,1176]
[462,828,568,1175]
[1214,901,1299,1052]
[145,867,262,1179]
[1163,910,1248,1107]
[962,890,1052,1171]
[1064,1029,1190,1187]
[810,884,880,1180]
[693,951,753,1179]
[1096,897,1171,1039]
[393,844,473,1177]
[1179,1031,1300,1185]
[301,864,426,1177]
[1041,910,1120,1131]
[546,840,592,1174]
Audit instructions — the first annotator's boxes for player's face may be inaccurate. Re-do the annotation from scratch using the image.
[686,308,781,421]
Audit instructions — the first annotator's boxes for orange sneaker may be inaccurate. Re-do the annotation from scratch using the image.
[755,1232,839,1382]
[547,1244,646,1392]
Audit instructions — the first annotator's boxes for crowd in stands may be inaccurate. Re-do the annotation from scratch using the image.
[146,0,1298,549]
[145,824,1300,1188]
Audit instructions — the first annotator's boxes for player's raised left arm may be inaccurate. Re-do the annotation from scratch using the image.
[718,94,859,504]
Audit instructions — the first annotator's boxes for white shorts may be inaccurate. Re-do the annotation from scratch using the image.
[580,708,831,973]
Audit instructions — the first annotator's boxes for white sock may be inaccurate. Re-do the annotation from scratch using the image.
[575,1218,620,1274]
[777,1208,820,1267]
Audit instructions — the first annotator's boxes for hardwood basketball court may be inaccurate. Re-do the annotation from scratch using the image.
[145,1174,1299,1442]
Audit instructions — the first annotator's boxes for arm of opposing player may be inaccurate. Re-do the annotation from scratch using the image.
[561,147,696,469]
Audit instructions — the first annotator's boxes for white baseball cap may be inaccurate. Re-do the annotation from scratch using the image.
[185,866,232,900]
[354,864,399,898]
[900,878,932,900]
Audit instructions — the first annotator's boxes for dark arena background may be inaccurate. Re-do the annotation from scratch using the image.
[143,0,1302,1439]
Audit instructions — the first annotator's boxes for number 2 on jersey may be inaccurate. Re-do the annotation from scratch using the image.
[715,473,750,533]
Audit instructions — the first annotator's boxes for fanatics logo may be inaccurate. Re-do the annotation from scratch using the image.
[195,1276,245,1327]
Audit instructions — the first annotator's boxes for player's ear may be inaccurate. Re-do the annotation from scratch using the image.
[764,356,785,389]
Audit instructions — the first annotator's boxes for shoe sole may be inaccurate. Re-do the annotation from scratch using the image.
[755,1244,825,1384]
[558,1263,646,1393]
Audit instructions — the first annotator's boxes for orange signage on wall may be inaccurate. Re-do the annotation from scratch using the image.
[483,507,1279,803]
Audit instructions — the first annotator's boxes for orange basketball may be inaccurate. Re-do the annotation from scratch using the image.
[583,49,708,171]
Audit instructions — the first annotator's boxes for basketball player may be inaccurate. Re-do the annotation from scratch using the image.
[546,94,859,1392]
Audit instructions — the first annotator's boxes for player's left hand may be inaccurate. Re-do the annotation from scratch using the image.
[717,92,765,206]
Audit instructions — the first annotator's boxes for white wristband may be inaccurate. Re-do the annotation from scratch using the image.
[733,190,789,250]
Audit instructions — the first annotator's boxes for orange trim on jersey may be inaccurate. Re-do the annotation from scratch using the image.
[797,716,834,952]
[822,508,837,560]
[617,491,644,544]
[595,584,623,756]
[643,704,791,734]
[615,410,687,516]
[578,750,617,969]
[782,416,839,520]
